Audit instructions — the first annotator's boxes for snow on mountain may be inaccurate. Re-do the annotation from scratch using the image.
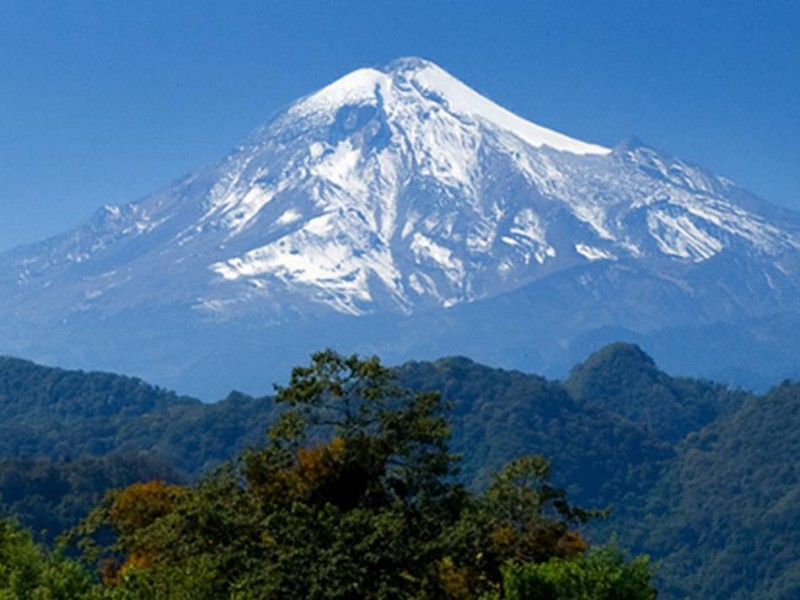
[2,57,800,395]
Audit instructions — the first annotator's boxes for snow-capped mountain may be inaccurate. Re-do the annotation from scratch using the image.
[2,57,800,397]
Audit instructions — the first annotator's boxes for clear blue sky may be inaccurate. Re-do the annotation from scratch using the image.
[1,0,797,252]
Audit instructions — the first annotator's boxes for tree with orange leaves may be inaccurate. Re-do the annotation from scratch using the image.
[70,350,650,598]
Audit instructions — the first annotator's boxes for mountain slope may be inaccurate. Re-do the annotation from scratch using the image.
[628,381,800,599]
[1,58,800,395]
[398,356,671,505]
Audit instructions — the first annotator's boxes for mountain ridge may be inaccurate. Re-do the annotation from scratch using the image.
[1,57,800,396]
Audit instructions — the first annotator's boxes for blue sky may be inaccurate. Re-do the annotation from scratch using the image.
[0,0,797,252]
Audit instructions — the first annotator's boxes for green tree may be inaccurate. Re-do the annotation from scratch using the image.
[246,349,460,510]
[0,518,100,599]
[499,545,657,600]
[71,350,652,599]
[75,350,466,597]
[238,349,468,596]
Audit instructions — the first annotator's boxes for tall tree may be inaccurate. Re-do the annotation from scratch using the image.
[72,350,650,598]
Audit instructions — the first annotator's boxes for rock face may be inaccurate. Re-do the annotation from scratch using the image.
[2,57,799,397]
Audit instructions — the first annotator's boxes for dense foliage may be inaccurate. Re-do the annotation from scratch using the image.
[0,519,99,598]
[3,343,799,598]
[0,453,183,543]
[564,342,745,442]
[0,356,276,477]
[68,351,653,598]
[498,545,656,600]
[398,357,672,506]
[629,380,800,599]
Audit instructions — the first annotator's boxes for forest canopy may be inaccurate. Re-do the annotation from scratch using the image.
[0,350,656,599]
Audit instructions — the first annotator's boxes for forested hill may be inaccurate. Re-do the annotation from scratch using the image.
[564,342,747,442]
[0,355,277,476]
[1,346,799,598]
[397,356,672,506]
[0,349,682,507]
[631,380,800,599]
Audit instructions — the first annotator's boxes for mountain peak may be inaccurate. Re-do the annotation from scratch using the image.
[2,59,800,397]
[287,57,610,156]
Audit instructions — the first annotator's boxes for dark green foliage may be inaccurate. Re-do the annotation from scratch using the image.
[0,356,280,545]
[0,452,183,543]
[72,351,622,598]
[0,356,277,477]
[565,342,745,442]
[627,381,800,599]
[8,343,800,599]
[443,455,596,583]
[398,357,672,507]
